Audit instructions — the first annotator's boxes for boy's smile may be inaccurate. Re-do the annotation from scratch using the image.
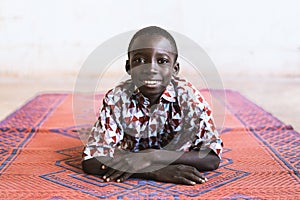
[128,35,179,104]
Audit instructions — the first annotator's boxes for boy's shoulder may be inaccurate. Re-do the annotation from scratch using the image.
[172,77,200,94]
[172,77,207,105]
[172,76,192,87]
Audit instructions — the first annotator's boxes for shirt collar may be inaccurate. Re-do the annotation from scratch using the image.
[161,80,176,102]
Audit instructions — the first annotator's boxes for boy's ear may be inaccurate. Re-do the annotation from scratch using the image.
[125,60,131,75]
[173,62,180,76]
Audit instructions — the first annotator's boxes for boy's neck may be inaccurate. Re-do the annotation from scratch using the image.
[148,94,161,106]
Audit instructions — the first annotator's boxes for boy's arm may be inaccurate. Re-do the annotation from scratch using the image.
[155,148,220,171]
[82,148,219,184]
[81,156,207,185]
[132,148,219,185]
[82,148,219,173]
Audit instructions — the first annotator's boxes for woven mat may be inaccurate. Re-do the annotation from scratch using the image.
[0,90,299,199]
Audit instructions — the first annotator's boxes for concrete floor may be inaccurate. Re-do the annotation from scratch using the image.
[222,76,300,132]
[0,75,299,132]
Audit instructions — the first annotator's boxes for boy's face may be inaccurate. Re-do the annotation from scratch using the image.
[128,35,179,101]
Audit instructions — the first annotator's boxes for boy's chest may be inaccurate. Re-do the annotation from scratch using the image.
[120,102,183,137]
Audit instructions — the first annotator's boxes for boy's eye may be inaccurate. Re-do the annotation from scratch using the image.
[133,57,146,64]
[157,58,169,64]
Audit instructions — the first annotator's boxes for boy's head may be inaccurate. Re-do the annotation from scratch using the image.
[127,26,178,61]
[126,26,180,102]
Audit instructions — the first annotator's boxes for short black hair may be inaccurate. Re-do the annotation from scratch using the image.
[128,26,178,59]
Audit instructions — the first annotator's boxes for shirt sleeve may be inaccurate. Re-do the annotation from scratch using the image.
[82,91,123,160]
[180,84,223,159]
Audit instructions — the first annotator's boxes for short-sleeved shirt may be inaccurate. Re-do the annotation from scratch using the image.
[82,77,223,160]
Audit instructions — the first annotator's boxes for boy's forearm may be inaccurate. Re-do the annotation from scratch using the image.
[82,148,220,176]
[131,149,220,181]
[151,149,220,171]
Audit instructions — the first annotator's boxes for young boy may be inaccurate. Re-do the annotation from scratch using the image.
[82,26,223,186]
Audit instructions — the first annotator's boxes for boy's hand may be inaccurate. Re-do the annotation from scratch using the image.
[147,164,207,185]
[101,163,207,185]
[98,150,207,184]
[100,150,157,182]
[101,167,133,183]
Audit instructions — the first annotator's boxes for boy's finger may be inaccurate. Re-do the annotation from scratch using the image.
[183,172,206,184]
[192,169,207,181]
[99,156,123,170]
[117,173,133,182]
[103,161,130,181]
[102,168,117,181]
[107,170,126,182]
[176,176,197,186]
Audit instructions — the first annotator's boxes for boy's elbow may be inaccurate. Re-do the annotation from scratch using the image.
[210,156,220,170]
[205,152,221,171]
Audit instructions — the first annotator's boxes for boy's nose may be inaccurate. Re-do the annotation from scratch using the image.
[146,61,158,74]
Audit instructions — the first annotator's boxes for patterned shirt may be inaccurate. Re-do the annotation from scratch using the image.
[83,77,223,160]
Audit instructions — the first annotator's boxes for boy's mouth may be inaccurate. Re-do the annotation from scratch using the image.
[142,80,162,87]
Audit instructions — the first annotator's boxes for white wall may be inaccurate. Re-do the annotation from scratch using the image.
[0,0,299,77]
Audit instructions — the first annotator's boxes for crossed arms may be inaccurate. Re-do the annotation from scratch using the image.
[82,148,220,185]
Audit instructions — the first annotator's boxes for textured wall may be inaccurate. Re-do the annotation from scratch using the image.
[0,0,299,77]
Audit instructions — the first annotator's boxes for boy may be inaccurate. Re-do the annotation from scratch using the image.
[82,26,223,185]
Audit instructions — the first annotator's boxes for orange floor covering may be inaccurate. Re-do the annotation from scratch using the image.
[0,90,299,199]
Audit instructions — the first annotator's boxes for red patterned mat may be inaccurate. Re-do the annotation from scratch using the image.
[0,91,299,199]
